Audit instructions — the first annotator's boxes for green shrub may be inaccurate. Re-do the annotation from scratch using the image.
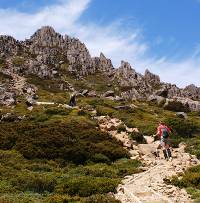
[117,124,126,133]
[0,119,129,164]
[96,106,115,117]
[164,101,190,112]
[185,138,200,159]
[44,194,81,203]
[60,63,69,71]
[186,187,200,201]
[27,75,68,93]
[77,109,87,116]
[12,56,25,67]
[11,172,56,193]
[29,113,50,122]
[61,176,120,197]
[0,58,6,69]
[123,120,135,128]
[140,123,156,136]
[164,118,199,138]
[167,165,200,202]
[83,194,121,203]
[90,153,111,164]
[45,107,71,116]
[129,131,146,144]
[113,159,141,177]
[170,170,200,189]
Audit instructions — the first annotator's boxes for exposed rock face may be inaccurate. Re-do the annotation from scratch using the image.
[93,53,114,75]
[0,36,20,56]
[103,90,115,97]
[172,97,200,112]
[0,26,200,110]
[0,91,16,106]
[114,61,153,100]
[115,61,142,87]
[182,84,200,100]
[144,69,160,85]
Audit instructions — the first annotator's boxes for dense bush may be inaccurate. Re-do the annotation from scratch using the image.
[185,138,200,159]
[45,107,72,116]
[60,176,120,197]
[0,150,140,201]
[140,123,156,136]
[164,118,199,138]
[11,172,56,193]
[169,165,200,189]
[0,119,129,164]
[117,124,126,133]
[91,153,111,164]
[129,131,146,144]
[164,101,190,112]
[83,194,121,203]
[44,195,81,203]
[27,75,69,93]
[166,165,200,201]
[96,106,115,117]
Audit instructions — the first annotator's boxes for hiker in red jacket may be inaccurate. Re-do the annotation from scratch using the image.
[156,121,172,160]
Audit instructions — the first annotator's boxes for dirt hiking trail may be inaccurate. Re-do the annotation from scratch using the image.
[96,116,199,203]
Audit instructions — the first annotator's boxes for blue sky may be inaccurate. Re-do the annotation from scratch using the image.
[0,0,200,87]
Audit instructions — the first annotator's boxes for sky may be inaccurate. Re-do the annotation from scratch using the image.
[0,0,200,87]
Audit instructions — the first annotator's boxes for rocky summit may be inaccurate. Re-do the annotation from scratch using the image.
[0,26,200,111]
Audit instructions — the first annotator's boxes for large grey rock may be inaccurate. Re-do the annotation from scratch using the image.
[0,92,16,106]
[147,95,166,105]
[144,69,160,85]
[114,105,131,110]
[176,112,188,119]
[103,90,115,97]
[87,90,97,97]
[92,53,114,74]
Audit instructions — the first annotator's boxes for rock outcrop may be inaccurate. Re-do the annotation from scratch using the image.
[0,26,200,110]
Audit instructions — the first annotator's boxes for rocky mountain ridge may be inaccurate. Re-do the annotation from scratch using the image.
[0,26,200,111]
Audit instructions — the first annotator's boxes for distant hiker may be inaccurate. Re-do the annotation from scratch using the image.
[155,121,172,161]
[69,93,76,107]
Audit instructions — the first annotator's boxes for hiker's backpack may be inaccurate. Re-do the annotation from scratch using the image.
[161,127,169,138]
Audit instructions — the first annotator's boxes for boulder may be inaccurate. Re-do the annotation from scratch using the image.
[176,112,188,119]
[103,90,115,97]
[114,96,125,101]
[87,90,97,97]
[155,88,168,98]
[114,105,131,110]
[0,113,25,122]
[81,89,89,96]
[147,95,166,106]
[164,99,190,112]
[26,95,37,107]
[144,69,160,85]
[0,92,16,106]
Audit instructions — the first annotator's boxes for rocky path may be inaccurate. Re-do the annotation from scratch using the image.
[96,116,199,203]
[115,146,199,203]
[8,73,26,94]
[1,61,27,94]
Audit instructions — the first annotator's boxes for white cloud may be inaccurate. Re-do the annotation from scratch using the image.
[0,0,199,87]
[0,0,90,39]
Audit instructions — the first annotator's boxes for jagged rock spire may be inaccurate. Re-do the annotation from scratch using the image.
[93,52,114,73]
[0,35,19,55]
[144,69,160,84]
[29,26,64,47]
